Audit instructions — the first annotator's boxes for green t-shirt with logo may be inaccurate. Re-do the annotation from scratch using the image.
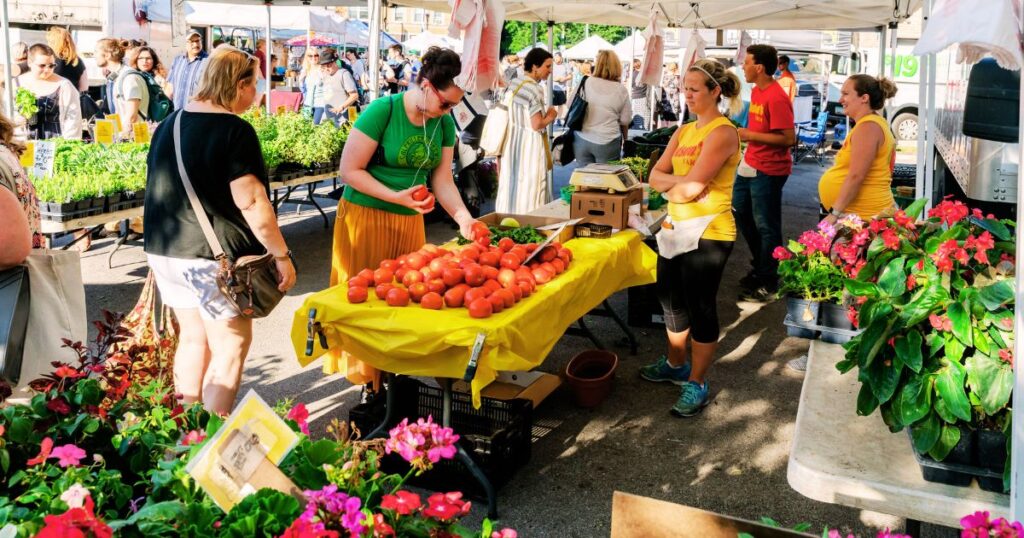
[344,93,456,215]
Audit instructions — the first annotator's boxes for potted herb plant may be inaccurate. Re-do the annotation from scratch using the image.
[15,87,38,126]
[836,199,1015,491]
[773,221,848,339]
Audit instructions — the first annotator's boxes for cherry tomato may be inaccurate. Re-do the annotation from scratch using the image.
[420,292,443,310]
[347,286,368,304]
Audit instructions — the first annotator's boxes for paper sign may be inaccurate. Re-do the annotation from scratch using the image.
[106,113,122,132]
[276,105,287,115]
[347,107,359,122]
[31,141,55,178]
[20,141,34,168]
[132,122,150,143]
[94,120,116,145]
[185,390,301,511]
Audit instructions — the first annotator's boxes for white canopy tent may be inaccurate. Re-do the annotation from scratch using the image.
[561,35,615,60]
[613,30,646,60]
[403,31,464,54]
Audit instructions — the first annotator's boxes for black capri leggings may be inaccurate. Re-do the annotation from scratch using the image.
[656,238,734,342]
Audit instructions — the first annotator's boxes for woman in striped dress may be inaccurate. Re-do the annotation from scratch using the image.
[495,48,557,214]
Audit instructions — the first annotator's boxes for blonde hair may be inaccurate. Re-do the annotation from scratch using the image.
[301,47,320,77]
[193,45,259,110]
[688,59,743,117]
[46,27,79,66]
[592,50,622,82]
[95,38,127,64]
[0,110,26,156]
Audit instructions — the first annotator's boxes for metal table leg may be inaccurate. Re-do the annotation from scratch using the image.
[599,299,638,355]
[364,374,397,440]
[904,519,921,536]
[441,379,498,519]
[565,317,605,349]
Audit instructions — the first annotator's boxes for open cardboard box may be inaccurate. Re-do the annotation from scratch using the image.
[611,492,814,537]
[453,370,562,408]
[478,213,575,245]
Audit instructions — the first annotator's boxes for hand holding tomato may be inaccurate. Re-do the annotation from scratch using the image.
[458,219,490,248]
[394,185,436,214]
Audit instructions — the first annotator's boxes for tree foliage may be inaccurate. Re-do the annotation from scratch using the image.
[500,22,631,56]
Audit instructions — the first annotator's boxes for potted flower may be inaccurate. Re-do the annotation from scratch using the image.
[773,220,848,339]
[836,199,1015,491]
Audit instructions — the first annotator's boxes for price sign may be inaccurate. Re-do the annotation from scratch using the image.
[276,105,287,115]
[106,113,122,132]
[31,140,55,178]
[95,120,116,145]
[347,107,359,123]
[20,141,34,168]
[133,122,151,143]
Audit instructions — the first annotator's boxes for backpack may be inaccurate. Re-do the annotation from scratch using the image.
[117,69,174,122]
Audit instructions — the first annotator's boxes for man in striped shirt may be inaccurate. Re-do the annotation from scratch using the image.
[168,31,209,110]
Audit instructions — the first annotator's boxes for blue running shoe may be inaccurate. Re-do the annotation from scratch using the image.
[671,381,710,417]
[639,355,691,385]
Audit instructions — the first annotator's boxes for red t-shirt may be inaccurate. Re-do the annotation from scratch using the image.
[744,81,795,176]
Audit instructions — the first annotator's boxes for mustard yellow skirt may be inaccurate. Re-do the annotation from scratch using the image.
[326,199,426,387]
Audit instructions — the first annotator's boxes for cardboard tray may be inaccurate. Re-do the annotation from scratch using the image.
[478,212,575,245]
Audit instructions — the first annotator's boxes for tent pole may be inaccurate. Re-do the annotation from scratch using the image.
[1011,0,1024,521]
[547,21,554,136]
[368,0,382,101]
[877,25,886,77]
[266,3,272,116]
[307,6,313,53]
[887,23,898,79]
[914,0,929,214]
[2,0,13,119]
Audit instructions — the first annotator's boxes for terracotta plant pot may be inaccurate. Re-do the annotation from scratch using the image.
[565,350,619,408]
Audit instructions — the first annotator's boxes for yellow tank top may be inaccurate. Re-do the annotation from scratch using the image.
[666,117,740,241]
[818,114,896,219]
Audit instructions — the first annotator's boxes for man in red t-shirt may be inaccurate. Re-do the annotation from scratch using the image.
[734,44,796,302]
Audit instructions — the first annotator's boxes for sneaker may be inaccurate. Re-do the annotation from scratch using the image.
[639,355,691,385]
[739,286,778,303]
[671,381,710,417]
[738,273,759,292]
[787,355,808,372]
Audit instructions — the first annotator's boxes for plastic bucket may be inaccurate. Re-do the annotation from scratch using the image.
[565,350,619,408]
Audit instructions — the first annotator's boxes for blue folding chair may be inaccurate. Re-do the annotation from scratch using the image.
[793,111,829,166]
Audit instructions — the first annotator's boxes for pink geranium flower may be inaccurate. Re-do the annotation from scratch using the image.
[385,416,459,471]
[491,529,518,538]
[286,403,311,435]
[772,246,792,260]
[50,444,87,468]
[182,430,206,446]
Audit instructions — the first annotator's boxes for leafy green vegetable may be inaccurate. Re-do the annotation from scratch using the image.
[30,140,149,202]
[456,225,546,245]
[15,87,37,119]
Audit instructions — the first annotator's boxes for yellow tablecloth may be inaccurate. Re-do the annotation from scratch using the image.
[290,231,657,407]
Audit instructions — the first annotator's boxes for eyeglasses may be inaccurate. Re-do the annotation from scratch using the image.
[427,83,457,111]
[308,54,319,58]
[36,63,56,69]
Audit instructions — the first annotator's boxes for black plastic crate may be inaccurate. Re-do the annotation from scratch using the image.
[348,377,532,500]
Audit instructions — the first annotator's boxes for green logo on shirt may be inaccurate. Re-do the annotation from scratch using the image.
[397,135,438,168]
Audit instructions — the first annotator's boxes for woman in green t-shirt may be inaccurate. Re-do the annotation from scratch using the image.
[327,47,485,388]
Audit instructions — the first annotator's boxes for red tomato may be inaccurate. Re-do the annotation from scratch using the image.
[509,246,528,261]
[420,266,439,280]
[395,267,409,283]
[396,254,408,266]
[488,293,505,313]
[540,262,557,276]
[442,268,465,287]
[412,185,430,201]
[436,248,451,258]
[532,267,553,284]
[380,259,399,272]
[426,279,447,294]
[479,251,501,268]
[420,292,443,310]
[465,287,490,305]
[471,221,491,237]
[347,286,368,304]
[375,283,394,300]
[405,253,427,270]
[525,243,539,253]
[499,253,521,270]
[386,287,410,307]
[444,287,466,308]
[402,270,423,287]
[494,289,515,308]
[482,266,499,281]
[497,268,517,288]
[373,268,394,286]
[357,268,375,282]
[468,298,492,318]
[428,258,447,275]
[453,283,471,294]
[515,267,535,284]
[421,243,440,255]
[408,283,429,303]
[483,279,502,294]
[539,246,557,263]
[557,248,573,264]
[550,258,566,274]
[348,276,371,288]
[464,265,486,286]
[497,237,515,252]
[460,246,480,261]
[475,236,491,249]
[518,281,533,298]
[509,283,523,302]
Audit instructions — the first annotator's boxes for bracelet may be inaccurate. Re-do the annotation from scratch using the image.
[274,250,293,261]
[830,208,844,218]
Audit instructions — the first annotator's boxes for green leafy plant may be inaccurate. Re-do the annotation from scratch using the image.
[836,199,1015,473]
[15,87,38,119]
[608,157,650,183]
[773,220,848,302]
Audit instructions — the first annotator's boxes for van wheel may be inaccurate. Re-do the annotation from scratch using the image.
[892,112,919,142]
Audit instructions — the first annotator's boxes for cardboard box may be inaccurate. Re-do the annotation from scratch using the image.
[570,188,644,230]
[478,213,575,245]
[611,492,814,537]
[453,371,562,409]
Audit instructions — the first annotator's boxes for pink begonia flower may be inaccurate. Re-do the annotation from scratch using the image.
[990,517,1024,537]
[961,511,992,537]
[491,529,518,538]
[182,430,206,446]
[772,246,792,260]
[827,531,855,538]
[49,444,87,468]
[59,484,90,509]
[876,529,912,538]
[286,403,311,435]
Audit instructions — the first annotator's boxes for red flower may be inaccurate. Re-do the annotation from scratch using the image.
[54,365,86,379]
[36,496,112,538]
[1001,317,1014,329]
[965,231,996,265]
[27,437,54,466]
[927,199,969,226]
[881,228,901,250]
[182,430,206,446]
[286,403,311,436]
[772,246,792,260]
[929,314,953,332]
[423,492,471,522]
[893,210,915,230]
[372,513,395,537]
[846,306,859,329]
[906,275,917,291]
[848,260,867,278]
[279,518,339,538]
[380,491,421,516]
[0,425,5,437]
[851,229,871,247]
[46,398,72,415]
[1000,349,1014,366]
[869,219,889,233]
[931,239,967,273]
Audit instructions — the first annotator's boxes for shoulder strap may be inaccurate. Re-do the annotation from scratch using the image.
[173,112,227,260]
[504,79,531,107]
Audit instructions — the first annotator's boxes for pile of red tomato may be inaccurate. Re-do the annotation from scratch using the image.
[345,223,573,318]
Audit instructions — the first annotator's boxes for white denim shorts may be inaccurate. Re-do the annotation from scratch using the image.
[147,254,240,321]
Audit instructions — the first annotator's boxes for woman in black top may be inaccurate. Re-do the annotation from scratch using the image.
[143,45,296,415]
[46,27,88,91]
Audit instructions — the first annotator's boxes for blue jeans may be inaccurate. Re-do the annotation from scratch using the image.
[573,135,621,165]
[303,106,325,124]
[732,170,788,287]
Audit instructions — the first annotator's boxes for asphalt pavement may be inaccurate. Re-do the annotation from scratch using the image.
[76,155,956,537]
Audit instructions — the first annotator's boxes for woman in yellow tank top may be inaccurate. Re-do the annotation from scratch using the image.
[819,74,899,222]
[640,59,743,418]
